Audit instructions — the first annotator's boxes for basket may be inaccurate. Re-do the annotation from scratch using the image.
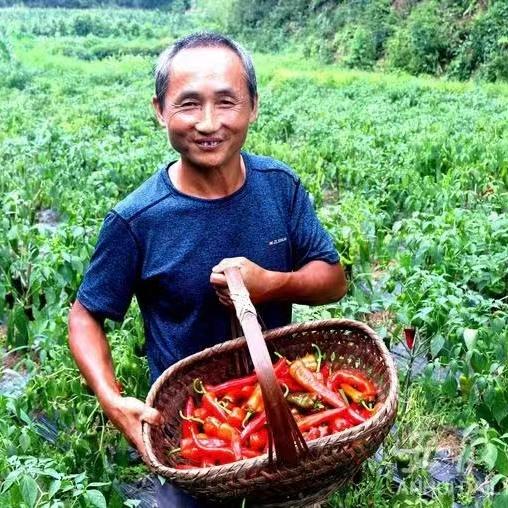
[142,269,398,507]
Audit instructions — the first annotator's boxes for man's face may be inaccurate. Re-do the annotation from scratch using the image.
[153,46,258,172]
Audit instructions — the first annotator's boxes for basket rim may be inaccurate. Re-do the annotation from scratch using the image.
[142,318,398,476]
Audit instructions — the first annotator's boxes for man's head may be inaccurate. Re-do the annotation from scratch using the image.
[152,32,258,172]
[154,32,257,112]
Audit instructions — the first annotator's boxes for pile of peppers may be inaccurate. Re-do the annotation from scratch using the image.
[171,348,381,469]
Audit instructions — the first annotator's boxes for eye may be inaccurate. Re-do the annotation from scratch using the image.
[180,101,199,109]
[219,98,235,107]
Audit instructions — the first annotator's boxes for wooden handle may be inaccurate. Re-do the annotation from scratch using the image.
[224,266,308,466]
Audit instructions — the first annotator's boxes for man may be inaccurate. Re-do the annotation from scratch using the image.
[68,32,347,506]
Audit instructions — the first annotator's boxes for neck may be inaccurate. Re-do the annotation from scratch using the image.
[169,154,246,199]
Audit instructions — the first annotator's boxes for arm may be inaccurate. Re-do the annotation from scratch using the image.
[68,300,161,455]
[210,257,347,306]
[264,259,347,305]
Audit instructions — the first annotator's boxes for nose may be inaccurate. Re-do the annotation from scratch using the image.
[195,103,220,134]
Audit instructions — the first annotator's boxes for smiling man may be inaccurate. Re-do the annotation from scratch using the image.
[68,32,347,507]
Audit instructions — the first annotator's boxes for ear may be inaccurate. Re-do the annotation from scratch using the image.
[152,96,166,127]
[249,94,259,124]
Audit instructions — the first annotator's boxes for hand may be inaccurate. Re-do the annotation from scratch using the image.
[100,394,162,458]
[210,257,273,306]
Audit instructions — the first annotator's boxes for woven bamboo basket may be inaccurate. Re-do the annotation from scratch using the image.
[143,317,398,506]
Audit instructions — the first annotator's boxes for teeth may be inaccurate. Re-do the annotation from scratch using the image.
[199,141,220,147]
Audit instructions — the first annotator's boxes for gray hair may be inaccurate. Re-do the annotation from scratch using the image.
[154,32,258,110]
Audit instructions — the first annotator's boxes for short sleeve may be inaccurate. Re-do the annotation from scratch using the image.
[289,180,340,270]
[77,211,139,322]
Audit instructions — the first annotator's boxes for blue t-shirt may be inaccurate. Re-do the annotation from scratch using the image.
[77,152,339,382]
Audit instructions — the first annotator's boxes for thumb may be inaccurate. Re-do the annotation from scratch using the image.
[141,406,163,426]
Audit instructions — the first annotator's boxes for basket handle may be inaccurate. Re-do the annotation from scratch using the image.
[224,266,308,466]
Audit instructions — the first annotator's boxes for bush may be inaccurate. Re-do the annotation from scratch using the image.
[449,2,508,81]
[386,1,455,75]
[0,62,34,90]
[344,26,377,70]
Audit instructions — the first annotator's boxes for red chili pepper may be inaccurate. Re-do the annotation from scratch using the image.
[190,426,237,465]
[181,398,237,465]
[404,328,416,350]
[289,360,347,409]
[344,404,367,425]
[351,402,373,419]
[180,445,201,463]
[243,383,264,414]
[240,411,266,444]
[340,383,367,404]
[242,448,262,459]
[203,417,237,440]
[203,417,242,460]
[272,357,289,375]
[297,407,347,431]
[304,427,321,441]
[219,384,255,402]
[277,374,304,391]
[182,397,195,439]
[227,407,246,429]
[202,392,229,422]
[249,428,268,451]
[332,416,353,432]
[181,437,228,449]
[204,358,287,397]
[328,369,378,400]
[320,361,331,385]
[193,407,208,421]
[205,374,257,397]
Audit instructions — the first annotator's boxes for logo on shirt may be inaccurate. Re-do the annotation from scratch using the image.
[269,237,287,246]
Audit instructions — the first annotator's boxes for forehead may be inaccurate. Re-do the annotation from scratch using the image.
[167,46,248,97]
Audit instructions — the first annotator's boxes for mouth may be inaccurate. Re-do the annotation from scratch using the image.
[195,139,223,150]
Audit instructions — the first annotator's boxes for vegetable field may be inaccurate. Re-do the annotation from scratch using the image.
[1,7,507,508]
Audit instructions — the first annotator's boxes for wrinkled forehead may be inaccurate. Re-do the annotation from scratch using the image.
[167,46,249,98]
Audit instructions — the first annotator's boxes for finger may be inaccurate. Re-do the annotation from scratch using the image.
[210,272,227,287]
[141,406,163,426]
[215,288,232,302]
[212,257,244,273]
[215,287,231,297]
[123,428,144,455]
[218,295,233,308]
[132,433,147,458]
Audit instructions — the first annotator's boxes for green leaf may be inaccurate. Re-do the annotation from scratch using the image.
[1,469,22,493]
[430,334,445,357]
[48,479,61,499]
[124,500,141,508]
[415,306,433,322]
[86,489,107,508]
[43,469,61,480]
[463,328,478,351]
[21,475,38,508]
[471,437,488,447]
[74,471,86,484]
[490,391,508,425]
[493,492,508,508]
[441,374,457,397]
[471,351,488,373]
[481,443,498,471]
[19,430,31,452]
[458,444,471,472]
[19,409,31,426]
[495,450,508,476]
